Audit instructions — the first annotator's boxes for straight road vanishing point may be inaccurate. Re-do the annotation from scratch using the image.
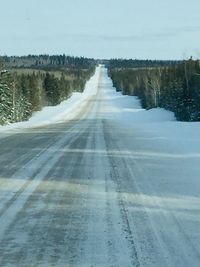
[0,66,200,266]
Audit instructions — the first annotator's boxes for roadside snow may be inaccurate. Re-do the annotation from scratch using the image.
[1,64,200,157]
[99,67,200,266]
[100,67,200,157]
[0,65,100,133]
[0,65,200,266]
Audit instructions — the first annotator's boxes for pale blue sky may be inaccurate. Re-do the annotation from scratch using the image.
[0,0,200,59]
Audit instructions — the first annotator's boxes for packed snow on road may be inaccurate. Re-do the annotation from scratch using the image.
[0,65,200,266]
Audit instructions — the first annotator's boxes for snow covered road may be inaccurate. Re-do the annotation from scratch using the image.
[0,66,200,266]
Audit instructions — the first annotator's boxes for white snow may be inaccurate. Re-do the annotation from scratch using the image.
[99,66,200,160]
[98,67,200,266]
[1,64,200,164]
[0,65,200,266]
[0,65,101,133]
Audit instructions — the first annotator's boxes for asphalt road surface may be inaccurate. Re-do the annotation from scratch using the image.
[0,67,200,267]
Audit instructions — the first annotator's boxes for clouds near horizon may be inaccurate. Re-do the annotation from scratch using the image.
[0,0,200,59]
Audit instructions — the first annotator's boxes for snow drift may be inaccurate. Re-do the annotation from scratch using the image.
[0,65,101,132]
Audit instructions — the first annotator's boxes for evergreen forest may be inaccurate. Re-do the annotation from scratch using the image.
[0,55,95,125]
[108,58,200,121]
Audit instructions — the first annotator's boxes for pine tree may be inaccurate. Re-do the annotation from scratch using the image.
[0,74,13,124]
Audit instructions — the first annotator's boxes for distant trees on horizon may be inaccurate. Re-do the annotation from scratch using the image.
[108,58,181,69]
[2,54,95,70]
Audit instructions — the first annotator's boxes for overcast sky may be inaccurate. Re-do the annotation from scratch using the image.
[0,0,200,59]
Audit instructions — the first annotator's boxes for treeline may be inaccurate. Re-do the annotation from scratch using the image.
[108,59,181,69]
[0,56,95,125]
[3,54,95,70]
[109,59,200,121]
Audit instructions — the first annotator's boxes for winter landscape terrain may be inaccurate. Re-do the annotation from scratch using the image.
[0,65,200,266]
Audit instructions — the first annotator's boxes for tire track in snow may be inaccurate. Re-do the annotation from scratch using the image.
[102,119,174,266]
[0,125,70,216]
[0,89,99,242]
[0,89,99,229]
[103,120,140,267]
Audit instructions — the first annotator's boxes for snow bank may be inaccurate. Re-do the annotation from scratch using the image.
[0,65,101,133]
[101,67,175,123]
[101,67,200,156]
[1,64,200,158]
